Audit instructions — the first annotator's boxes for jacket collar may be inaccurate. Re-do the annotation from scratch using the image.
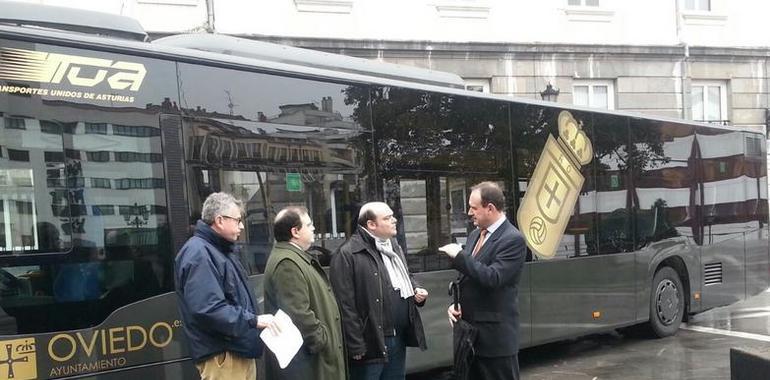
[274,241,315,264]
[472,219,511,259]
[194,220,235,254]
[348,226,404,256]
[347,226,378,253]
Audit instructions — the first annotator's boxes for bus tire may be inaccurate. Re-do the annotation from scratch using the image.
[649,266,684,338]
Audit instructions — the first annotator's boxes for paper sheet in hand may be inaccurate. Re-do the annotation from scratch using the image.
[260,309,304,369]
[439,243,463,257]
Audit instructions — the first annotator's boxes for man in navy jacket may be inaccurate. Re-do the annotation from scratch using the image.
[442,182,526,380]
[175,192,278,379]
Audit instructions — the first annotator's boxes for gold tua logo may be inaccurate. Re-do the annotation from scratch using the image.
[517,111,593,259]
[0,47,146,91]
[0,337,37,380]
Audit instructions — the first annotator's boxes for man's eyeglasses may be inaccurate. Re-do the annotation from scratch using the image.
[220,215,243,225]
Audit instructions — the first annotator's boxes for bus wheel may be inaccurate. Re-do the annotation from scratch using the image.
[649,267,684,338]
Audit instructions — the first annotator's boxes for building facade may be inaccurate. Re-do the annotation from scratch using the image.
[20,0,770,133]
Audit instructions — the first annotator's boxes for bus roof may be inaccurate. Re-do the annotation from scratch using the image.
[0,0,148,42]
[153,34,465,89]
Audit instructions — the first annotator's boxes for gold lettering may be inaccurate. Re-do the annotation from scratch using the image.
[48,334,77,362]
[76,331,99,357]
[108,61,147,91]
[48,55,71,84]
[108,328,126,354]
[126,325,148,352]
[67,66,109,87]
[101,328,107,356]
[149,322,173,348]
[0,48,146,92]
[45,320,174,363]
[47,54,113,86]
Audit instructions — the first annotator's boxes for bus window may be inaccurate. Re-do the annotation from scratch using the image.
[555,110,595,258]
[383,177,504,272]
[512,105,598,259]
[0,116,172,333]
[383,177,445,271]
[448,178,470,246]
[177,63,374,274]
[699,129,760,245]
[631,120,695,246]
[591,113,633,255]
[0,40,178,334]
[182,134,370,273]
[0,116,72,254]
[370,87,511,272]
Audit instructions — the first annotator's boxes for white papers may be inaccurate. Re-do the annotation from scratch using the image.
[439,243,463,257]
[260,309,304,369]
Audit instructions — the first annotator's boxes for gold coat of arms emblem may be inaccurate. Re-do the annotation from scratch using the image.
[517,111,593,259]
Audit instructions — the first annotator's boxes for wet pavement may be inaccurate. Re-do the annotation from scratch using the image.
[408,289,770,379]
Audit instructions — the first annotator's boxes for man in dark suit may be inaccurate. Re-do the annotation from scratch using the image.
[441,181,526,380]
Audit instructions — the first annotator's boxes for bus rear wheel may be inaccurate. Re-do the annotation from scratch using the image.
[649,267,684,338]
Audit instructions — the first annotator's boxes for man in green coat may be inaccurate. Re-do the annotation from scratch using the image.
[263,206,347,380]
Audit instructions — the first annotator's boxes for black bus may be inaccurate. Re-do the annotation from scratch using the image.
[0,3,767,379]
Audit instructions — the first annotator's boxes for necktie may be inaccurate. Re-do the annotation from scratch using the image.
[472,229,488,257]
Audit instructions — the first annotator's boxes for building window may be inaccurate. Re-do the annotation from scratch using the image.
[137,0,199,5]
[15,200,33,215]
[44,151,65,163]
[118,204,162,215]
[681,0,725,25]
[464,78,490,93]
[85,122,108,135]
[294,0,353,14]
[113,124,161,137]
[691,81,727,124]
[46,170,65,187]
[68,204,88,217]
[86,151,111,162]
[67,177,85,188]
[568,0,599,6]
[8,149,29,162]
[435,1,490,19]
[40,120,61,134]
[115,151,163,162]
[745,135,764,158]
[573,80,614,109]
[685,0,710,11]
[40,121,76,134]
[148,205,168,215]
[91,178,112,189]
[4,117,26,130]
[92,205,115,216]
[65,149,80,160]
[114,178,165,190]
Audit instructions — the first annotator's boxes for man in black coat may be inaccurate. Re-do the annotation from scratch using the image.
[330,201,428,380]
[442,182,526,380]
